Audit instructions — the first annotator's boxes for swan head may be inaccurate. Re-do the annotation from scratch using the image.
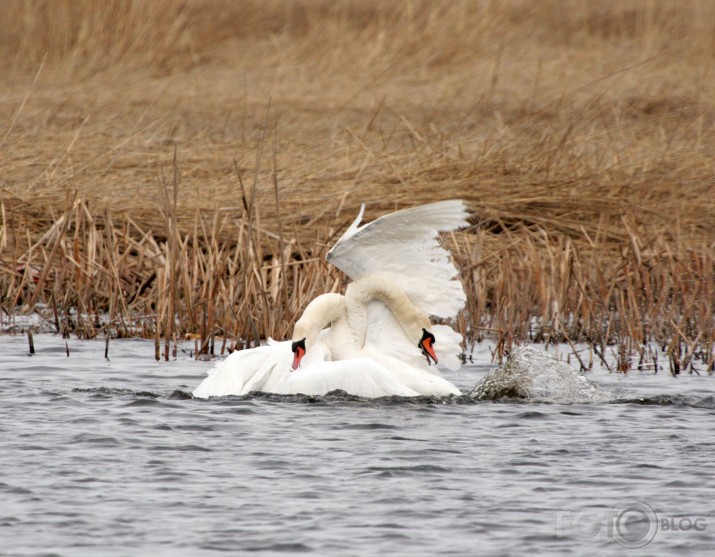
[419,328,438,365]
[290,316,318,370]
[291,338,306,370]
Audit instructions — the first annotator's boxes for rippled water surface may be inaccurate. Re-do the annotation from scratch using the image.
[2,335,715,556]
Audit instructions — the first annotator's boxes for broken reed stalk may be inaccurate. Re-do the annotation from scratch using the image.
[271,124,289,314]
[157,150,180,361]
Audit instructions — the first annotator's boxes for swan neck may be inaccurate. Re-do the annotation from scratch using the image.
[346,274,430,344]
[292,293,346,349]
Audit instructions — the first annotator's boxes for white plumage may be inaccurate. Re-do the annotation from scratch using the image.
[327,199,469,319]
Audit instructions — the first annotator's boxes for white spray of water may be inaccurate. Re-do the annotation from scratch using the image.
[470,346,610,404]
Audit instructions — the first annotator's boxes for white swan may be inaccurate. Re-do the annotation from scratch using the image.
[192,201,468,398]
[193,274,461,397]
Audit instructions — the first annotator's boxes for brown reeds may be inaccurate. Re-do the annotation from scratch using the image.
[456,219,715,374]
[0,187,338,351]
[1,1,714,372]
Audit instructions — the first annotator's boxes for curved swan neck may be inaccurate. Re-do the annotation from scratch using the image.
[292,293,346,348]
[346,274,431,346]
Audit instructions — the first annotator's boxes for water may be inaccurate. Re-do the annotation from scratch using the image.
[2,335,715,556]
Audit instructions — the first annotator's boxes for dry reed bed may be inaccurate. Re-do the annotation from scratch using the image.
[1,1,714,372]
[2,189,713,374]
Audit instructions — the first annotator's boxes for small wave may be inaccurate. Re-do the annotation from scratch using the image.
[615,394,715,409]
[168,389,194,399]
[0,482,33,495]
[149,444,212,453]
[122,398,162,407]
[361,464,451,478]
[69,433,121,446]
[513,410,551,419]
[72,386,159,398]
[196,389,473,405]
[340,422,398,430]
[232,543,312,553]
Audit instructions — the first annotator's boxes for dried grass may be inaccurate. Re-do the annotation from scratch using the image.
[1,1,714,371]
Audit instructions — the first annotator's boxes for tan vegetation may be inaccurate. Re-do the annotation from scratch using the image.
[1,1,714,373]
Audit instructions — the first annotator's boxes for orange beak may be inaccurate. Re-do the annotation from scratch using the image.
[419,329,438,365]
[292,346,305,370]
[291,338,306,371]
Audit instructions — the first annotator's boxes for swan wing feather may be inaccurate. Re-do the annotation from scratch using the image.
[327,200,468,318]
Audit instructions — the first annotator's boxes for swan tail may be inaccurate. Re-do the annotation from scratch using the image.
[192,341,292,398]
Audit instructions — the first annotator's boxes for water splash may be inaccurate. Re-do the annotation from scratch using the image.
[470,346,610,404]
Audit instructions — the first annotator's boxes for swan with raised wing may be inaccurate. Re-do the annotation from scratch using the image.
[192,200,468,398]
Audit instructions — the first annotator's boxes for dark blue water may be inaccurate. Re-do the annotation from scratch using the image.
[2,335,715,556]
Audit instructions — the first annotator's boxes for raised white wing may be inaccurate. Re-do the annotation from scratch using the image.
[326,200,468,318]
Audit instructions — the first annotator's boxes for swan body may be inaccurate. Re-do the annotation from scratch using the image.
[192,341,435,398]
[193,201,468,399]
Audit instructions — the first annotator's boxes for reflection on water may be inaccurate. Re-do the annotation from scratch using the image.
[1,335,715,556]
